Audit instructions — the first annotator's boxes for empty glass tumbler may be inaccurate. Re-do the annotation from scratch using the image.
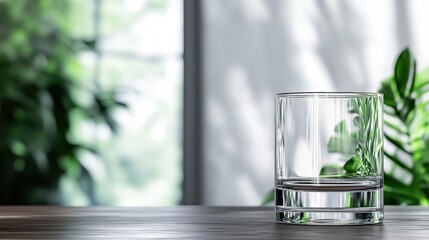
[275,92,383,225]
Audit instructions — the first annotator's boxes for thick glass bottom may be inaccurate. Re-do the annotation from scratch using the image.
[275,181,383,225]
[276,208,383,225]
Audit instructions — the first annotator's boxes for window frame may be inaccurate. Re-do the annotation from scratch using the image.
[182,0,202,205]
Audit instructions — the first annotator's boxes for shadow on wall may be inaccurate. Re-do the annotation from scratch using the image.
[202,0,417,205]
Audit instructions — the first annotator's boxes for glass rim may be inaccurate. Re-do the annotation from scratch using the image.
[276,92,383,98]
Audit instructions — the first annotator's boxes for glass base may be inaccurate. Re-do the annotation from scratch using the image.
[276,209,383,225]
[275,186,384,225]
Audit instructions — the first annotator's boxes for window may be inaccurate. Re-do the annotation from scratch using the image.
[63,0,184,206]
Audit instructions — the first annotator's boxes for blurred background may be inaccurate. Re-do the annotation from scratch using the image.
[1,0,429,206]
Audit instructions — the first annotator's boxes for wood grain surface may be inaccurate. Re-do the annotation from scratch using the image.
[0,206,427,239]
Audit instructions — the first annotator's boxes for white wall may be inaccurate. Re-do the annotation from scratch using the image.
[201,0,429,205]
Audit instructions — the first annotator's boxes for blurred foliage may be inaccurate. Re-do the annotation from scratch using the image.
[264,48,429,205]
[0,0,124,204]
[380,49,429,205]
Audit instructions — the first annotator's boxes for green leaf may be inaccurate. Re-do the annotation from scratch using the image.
[347,99,359,113]
[402,96,416,123]
[414,67,429,90]
[113,100,128,108]
[380,78,397,108]
[343,156,363,174]
[384,151,413,173]
[384,119,407,135]
[261,190,274,205]
[384,172,409,189]
[384,133,410,154]
[327,135,357,155]
[334,120,347,133]
[81,39,97,50]
[320,164,344,176]
[384,186,420,204]
[353,116,363,128]
[395,48,416,98]
[383,105,397,116]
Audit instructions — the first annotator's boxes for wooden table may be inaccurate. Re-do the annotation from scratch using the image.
[0,206,427,239]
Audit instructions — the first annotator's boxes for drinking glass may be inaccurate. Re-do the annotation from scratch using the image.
[275,92,383,225]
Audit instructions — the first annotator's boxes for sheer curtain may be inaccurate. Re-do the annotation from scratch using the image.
[201,0,429,205]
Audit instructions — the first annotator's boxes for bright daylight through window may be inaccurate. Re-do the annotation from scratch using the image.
[63,0,183,206]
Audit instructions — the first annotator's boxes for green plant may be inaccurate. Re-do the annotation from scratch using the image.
[0,1,124,204]
[324,96,383,177]
[263,48,429,206]
[380,49,429,205]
